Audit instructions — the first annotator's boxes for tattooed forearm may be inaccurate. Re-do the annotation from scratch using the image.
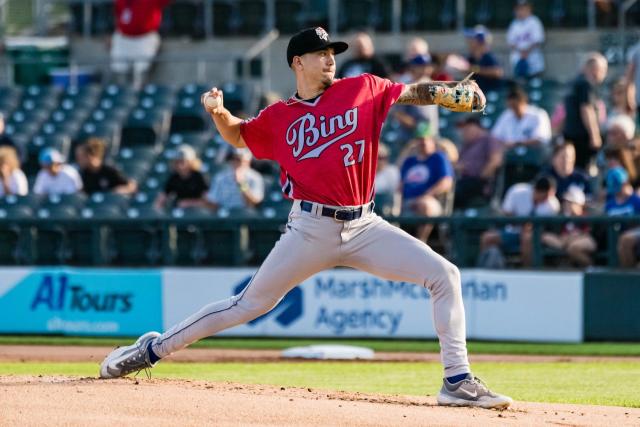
[395,82,456,106]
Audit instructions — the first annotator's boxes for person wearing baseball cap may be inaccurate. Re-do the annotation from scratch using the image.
[154,144,209,210]
[114,24,512,411]
[604,166,640,267]
[464,25,504,92]
[33,147,83,195]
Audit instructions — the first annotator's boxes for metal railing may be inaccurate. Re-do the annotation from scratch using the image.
[0,214,637,268]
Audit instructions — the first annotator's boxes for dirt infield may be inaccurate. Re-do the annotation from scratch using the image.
[3,344,640,364]
[2,345,640,426]
[2,375,640,426]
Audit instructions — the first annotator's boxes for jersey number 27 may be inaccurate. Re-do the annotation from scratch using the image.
[340,139,365,167]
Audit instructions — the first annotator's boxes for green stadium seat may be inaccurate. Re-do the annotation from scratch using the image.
[169,206,212,265]
[121,108,170,149]
[0,193,44,209]
[170,98,209,133]
[42,192,87,210]
[33,205,77,265]
[0,205,34,264]
[110,206,164,265]
[86,192,130,211]
[501,145,549,196]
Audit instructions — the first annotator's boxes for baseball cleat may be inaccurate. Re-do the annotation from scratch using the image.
[99,331,161,379]
[436,374,513,409]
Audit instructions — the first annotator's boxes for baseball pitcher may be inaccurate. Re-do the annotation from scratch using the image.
[100,27,512,410]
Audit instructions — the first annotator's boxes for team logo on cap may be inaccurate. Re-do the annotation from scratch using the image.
[315,27,329,41]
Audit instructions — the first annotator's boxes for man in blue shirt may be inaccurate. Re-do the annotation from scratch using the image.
[604,167,640,268]
[464,26,504,93]
[400,122,454,242]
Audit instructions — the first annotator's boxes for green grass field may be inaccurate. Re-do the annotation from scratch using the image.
[1,360,638,407]
[1,335,640,356]
[2,336,639,407]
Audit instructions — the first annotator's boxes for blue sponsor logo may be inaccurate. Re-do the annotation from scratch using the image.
[0,268,162,336]
[31,274,133,313]
[234,276,303,327]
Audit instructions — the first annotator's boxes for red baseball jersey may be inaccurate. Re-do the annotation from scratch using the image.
[115,0,170,36]
[240,74,404,206]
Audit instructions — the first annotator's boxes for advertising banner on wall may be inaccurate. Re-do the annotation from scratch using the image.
[0,268,162,335]
[162,269,583,342]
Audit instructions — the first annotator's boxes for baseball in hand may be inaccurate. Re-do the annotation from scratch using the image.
[204,94,221,110]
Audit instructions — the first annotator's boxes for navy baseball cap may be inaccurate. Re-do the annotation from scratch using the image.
[409,54,432,66]
[287,27,348,66]
[464,25,491,44]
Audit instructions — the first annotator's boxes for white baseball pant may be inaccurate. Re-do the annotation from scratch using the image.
[152,200,470,377]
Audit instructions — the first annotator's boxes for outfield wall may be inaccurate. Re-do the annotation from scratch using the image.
[0,267,637,342]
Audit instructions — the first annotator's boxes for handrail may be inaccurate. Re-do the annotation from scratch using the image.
[0,213,637,267]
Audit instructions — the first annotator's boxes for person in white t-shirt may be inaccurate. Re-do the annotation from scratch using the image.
[0,146,28,197]
[491,85,551,147]
[479,175,560,267]
[33,148,83,196]
[507,0,545,78]
[374,143,401,215]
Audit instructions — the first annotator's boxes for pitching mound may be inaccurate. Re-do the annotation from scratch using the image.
[2,375,639,426]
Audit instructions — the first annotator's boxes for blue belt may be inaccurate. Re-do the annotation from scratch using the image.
[300,201,373,221]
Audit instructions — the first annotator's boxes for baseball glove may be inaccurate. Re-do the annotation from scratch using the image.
[430,80,485,113]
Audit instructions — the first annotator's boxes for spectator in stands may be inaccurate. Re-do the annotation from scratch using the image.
[155,144,208,210]
[478,175,560,268]
[563,52,608,170]
[603,145,638,190]
[491,85,552,147]
[75,138,137,195]
[604,167,640,268]
[33,148,82,196]
[506,0,545,79]
[541,185,596,267]
[404,37,429,63]
[543,142,592,200]
[110,0,171,90]
[396,37,430,83]
[625,39,640,124]
[606,114,636,149]
[400,124,454,242]
[609,77,635,123]
[0,113,16,153]
[337,32,388,79]
[463,25,504,93]
[391,55,439,142]
[454,116,503,209]
[206,148,264,213]
[0,146,27,197]
[374,144,400,215]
